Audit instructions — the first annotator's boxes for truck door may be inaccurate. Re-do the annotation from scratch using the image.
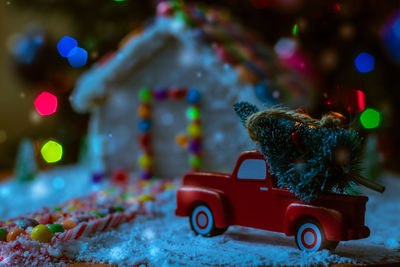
[231,156,273,230]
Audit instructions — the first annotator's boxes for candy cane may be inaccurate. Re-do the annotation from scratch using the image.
[89,219,102,234]
[72,223,87,240]
[53,212,130,243]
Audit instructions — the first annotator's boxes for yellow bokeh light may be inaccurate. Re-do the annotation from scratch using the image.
[41,140,63,163]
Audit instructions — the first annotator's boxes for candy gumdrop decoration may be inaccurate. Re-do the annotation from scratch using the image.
[189,155,202,168]
[31,224,54,243]
[186,106,201,120]
[154,88,167,100]
[139,88,152,102]
[139,154,153,169]
[7,228,26,242]
[176,133,189,147]
[18,218,39,229]
[0,228,8,242]
[67,47,88,68]
[188,140,202,153]
[187,123,202,138]
[57,36,78,57]
[47,224,65,234]
[186,89,201,104]
[60,219,77,230]
[91,172,104,183]
[34,91,58,116]
[138,120,151,132]
[111,169,130,186]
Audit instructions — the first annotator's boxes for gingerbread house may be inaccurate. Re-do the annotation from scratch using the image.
[70,2,315,178]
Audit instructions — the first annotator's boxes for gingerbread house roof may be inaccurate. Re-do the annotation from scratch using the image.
[70,2,315,113]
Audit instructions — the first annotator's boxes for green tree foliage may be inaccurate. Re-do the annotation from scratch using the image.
[14,138,38,182]
[234,102,364,202]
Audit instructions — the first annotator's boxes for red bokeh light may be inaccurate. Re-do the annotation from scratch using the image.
[334,3,341,12]
[343,89,366,113]
[34,91,58,116]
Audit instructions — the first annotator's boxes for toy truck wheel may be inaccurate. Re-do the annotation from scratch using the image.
[295,220,329,252]
[190,205,225,237]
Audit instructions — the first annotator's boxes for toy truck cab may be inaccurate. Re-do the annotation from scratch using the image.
[175,150,370,251]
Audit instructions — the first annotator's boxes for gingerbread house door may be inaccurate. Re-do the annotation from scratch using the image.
[137,88,202,179]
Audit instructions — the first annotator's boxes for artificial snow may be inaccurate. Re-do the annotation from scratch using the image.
[1,172,400,266]
[58,174,400,267]
[0,165,104,219]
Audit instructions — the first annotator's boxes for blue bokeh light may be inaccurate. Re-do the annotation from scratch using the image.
[57,36,78,58]
[354,52,375,73]
[14,34,44,64]
[67,47,88,68]
[381,11,400,63]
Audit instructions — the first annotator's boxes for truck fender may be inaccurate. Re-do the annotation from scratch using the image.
[284,203,344,241]
[175,187,229,228]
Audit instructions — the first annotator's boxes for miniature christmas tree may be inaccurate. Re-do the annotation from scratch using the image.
[234,102,385,202]
[14,138,38,182]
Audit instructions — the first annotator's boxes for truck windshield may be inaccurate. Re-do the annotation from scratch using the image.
[237,159,266,180]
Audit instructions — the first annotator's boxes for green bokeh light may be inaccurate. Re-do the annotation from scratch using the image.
[41,140,63,163]
[292,24,298,36]
[360,108,381,129]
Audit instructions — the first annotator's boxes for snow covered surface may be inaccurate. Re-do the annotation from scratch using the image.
[0,165,105,219]
[1,170,400,266]
[62,174,400,266]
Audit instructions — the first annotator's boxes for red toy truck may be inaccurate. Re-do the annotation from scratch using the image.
[175,150,370,252]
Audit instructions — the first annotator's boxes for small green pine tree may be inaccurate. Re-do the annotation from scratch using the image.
[15,138,38,182]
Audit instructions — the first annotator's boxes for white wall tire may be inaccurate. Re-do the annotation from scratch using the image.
[295,221,325,252]
[190,205,214,236]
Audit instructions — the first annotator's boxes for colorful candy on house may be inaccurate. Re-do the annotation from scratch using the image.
[0,178,175,265]
[47,224,65,233]
[137,87,203,178]
[18,218,39,230]
[60,218,77,230]
[6,228,26,242]
[70,1,316,178]
[0,229,8,242]
[30,224,53,243]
